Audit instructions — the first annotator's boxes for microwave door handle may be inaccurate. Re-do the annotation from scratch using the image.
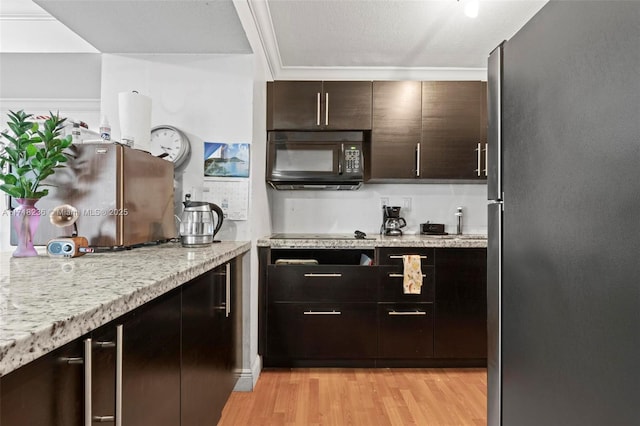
[339,143,344,174]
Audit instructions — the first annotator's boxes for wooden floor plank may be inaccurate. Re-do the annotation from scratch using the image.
[219,368,487,426]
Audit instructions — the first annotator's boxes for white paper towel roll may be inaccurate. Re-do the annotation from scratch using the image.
[118,91,152,152]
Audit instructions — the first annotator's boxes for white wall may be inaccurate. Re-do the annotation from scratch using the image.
[100,53,255,241]
[269,183,487,236]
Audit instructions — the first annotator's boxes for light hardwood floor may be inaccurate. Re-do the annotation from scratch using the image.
[218,368,487,426]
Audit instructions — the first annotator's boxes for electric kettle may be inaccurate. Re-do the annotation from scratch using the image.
[178,194,224,247]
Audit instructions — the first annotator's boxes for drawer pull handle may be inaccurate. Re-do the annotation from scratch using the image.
[93,416,115,422]
[389,255,427,260]
[304,310,342,315]
[388,273,427,278]
[303,273,342,277]
[388,310,427,316]
[60,356,84,365]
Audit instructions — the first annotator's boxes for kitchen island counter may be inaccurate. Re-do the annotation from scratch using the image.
[258,233,487,249]
[0,241,250,377]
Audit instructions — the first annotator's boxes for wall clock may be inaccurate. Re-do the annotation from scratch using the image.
[150,125,191,168]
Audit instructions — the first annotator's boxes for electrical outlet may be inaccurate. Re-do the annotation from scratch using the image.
[380,197,389,208]
[402,197,412,211]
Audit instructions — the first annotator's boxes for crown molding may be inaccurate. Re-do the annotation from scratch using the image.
[0,98,100,113]
[0,13,55,22]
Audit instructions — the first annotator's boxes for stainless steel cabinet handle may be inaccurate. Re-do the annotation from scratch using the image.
[93,416,115,422]
[339,143,344,174]
[94,340,115,348]
[389,255,427,259]
[225,262,231,318]
[304,310,341,315]
[303,273,342,277]
[61,356,84,365]
[483,143,488,176]
[476,142,482,176]
[84,338,92,426]
[416,142,421,177]
[388,310,427,316]
[325,92,329,126]
[316,92,321,126]
[388,273,427,278]
[115,325,123,426]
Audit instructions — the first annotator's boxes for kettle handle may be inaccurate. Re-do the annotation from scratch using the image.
[209,203,224,238]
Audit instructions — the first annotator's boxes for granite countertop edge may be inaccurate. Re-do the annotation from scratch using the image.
[256,234,487,249]
[0,241,250,377]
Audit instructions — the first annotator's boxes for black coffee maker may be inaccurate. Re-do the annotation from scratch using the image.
[381,205,407,236]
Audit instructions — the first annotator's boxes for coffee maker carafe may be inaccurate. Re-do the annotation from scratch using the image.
[381,205,407,236]
[178,194,224,246]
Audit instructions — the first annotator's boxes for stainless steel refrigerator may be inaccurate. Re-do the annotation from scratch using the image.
[487,2,640,425]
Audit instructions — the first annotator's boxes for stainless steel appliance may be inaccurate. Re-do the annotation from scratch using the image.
[9,143,176,248]
[266,131,364,190]
[178,194,224,246]
[381,205,406,236]
[487,3,640,425]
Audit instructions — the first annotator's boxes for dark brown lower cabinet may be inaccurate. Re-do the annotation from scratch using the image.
[0,258,242,426]
[267,302,377,362]
[259,247,486,367]
[434,248,487,359]
[378,303,434,359]
[182,260,241,426]
[0,338,84,426]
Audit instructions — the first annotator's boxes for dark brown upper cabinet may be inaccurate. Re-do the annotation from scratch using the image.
[267,81,372,130]
[420,81,487,180]
[368,80,423,179]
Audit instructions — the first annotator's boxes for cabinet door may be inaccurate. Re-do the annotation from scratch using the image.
[267,265,378,302]
[121,290,181,426]
[369,81,422,179]
[0,339,84,426]
[421,81,484,179]
[267,302,377,360]
[378,303,434,358]
[322,81,372,130]
[268,81,324,130]
[267,81,372,130]
[434,248,487,359]
[90,289,182,426]
[480,81,488,177]
[182,263,237,426]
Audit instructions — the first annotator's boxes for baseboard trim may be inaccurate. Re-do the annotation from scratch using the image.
[233,355,262,391]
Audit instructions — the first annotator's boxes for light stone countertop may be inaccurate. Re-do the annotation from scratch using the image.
[257,233,487,249]
[0,241,250,377]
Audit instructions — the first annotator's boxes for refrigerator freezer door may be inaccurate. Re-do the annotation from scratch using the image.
[487,43,503,201]
[487,201,502,426]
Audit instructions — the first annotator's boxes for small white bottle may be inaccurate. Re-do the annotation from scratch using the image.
[99,116,111,142]
[455,206,463,235]
[71,122,81,144]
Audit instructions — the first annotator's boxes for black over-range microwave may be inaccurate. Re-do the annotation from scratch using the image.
[266,131,364,190]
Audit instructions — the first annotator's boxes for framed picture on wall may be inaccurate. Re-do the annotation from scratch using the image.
[203,142,250,178]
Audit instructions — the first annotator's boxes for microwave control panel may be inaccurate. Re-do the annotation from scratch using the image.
[345,146,361,174]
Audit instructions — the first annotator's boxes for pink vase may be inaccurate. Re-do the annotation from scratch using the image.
[12,198,41,257]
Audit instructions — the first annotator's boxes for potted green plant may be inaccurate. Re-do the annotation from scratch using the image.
[0,110,73,257]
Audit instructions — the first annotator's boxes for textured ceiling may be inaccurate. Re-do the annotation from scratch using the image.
[2,0,549,79]
[265,0,548,69]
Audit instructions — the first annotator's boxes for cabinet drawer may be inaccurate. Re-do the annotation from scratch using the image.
[378,303,434,359]
[266,302,377,359]
[379,266,434,302]
[267,265,378,302]
[376,248,435,266]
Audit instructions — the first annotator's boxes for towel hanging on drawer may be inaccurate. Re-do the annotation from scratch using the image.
[403,255,423,294]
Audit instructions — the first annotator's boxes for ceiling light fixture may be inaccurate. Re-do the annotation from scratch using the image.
[458,0,480,18]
